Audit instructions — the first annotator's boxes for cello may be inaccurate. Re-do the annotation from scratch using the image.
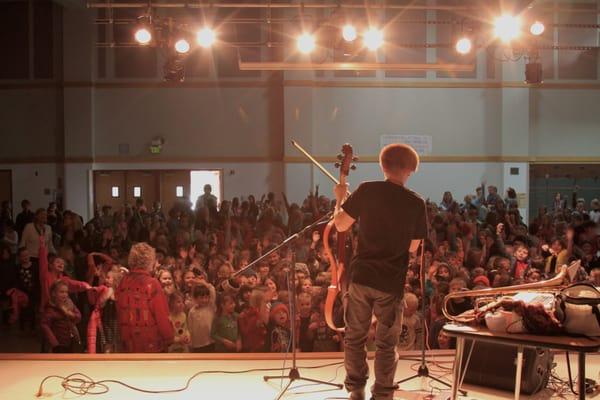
[323,144,356,332]
[290,140,357,332]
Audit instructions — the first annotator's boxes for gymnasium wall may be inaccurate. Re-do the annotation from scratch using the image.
[0,2,599,223]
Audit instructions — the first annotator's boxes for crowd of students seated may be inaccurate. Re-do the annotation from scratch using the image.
[0,182,598,353]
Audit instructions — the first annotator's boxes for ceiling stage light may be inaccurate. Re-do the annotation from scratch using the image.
[494,14,521,43]
[196,27,216,48]
[174,39,190,54]
[363,27,383,50]
[297,33,316,54]
[342,24,357,42]
[455,37,472,54]
[134,28,152,45]
[530,21,545,36]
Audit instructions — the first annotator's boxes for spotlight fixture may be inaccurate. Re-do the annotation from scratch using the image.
[455,37,472,55]
[196,27,216,48]
[174,38,190,54]
[342,24,357,42]
[530,21,545,36]
[363,27,383,50]
[134,27,152,45]
[297,33,316,54]
[493,14,521,43]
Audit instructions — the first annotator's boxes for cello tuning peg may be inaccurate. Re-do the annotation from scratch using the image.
[337,154,343,160]
[334,162,341,168]
[352,156,358,162]
[350,165,357,170]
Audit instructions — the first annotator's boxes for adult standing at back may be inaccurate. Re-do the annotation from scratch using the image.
[196,184,218,210]
[20,208,56,260]
[116,242,173,352]
[15,199,34,239]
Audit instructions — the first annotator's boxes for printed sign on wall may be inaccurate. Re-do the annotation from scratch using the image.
[380,135,432,155]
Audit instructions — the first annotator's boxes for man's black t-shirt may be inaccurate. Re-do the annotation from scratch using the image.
[342,180,428,296]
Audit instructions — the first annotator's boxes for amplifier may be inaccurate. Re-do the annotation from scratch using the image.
[460,340,553,395]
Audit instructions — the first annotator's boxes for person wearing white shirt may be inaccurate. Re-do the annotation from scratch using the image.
[20,208,56,258]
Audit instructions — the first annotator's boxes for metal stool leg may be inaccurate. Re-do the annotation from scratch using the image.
[450,337,465,400]
[514,345,524,400]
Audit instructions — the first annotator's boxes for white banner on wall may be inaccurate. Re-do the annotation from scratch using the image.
[380,134,432,155]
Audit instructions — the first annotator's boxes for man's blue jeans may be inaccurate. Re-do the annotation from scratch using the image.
[344,282,404,400]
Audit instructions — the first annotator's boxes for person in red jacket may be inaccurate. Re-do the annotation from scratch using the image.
[238,288,269,352]
[116,242,174,352]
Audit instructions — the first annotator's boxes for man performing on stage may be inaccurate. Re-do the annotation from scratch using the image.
[333,143,428,400]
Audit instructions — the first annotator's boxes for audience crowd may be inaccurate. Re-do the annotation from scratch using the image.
[0,182,598,354]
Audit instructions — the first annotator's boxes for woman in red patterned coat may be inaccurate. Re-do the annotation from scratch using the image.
[116,243,174,352]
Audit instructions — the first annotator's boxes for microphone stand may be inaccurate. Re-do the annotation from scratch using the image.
[261,212,344,399]
[394,240,467,396]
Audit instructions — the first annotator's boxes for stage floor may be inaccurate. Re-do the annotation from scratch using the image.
[0,351,598,399]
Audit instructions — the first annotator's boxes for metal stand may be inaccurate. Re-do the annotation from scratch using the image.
[261,214,344,399]
[395,240,467,396]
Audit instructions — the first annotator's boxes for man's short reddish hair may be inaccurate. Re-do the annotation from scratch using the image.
[379,143,420,173]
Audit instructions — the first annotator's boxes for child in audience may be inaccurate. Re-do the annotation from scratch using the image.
[436,329,454,350]
[310,295,340,352]
[188,283,215,352]
[268,302,291,353]
[87,266,122,353]
[182,269,198,311]
[15,247,35,331]
[446,278,472,316]
[215,262,234,289]
[512,245,531,280]
[244,270,259,288]
[157,269,176,296]
[41,280,82,353]
[168,292,191,353]
[397,292,423,351]
[238,288,268,352]
[299,278,313,294]
[257,261,270,283]
[264,278,278,305]
[211,293,240,352]
[296,292,315,352]
[236,285,252,313]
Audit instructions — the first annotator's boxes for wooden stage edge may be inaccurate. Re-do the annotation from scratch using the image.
[0,349,453,361]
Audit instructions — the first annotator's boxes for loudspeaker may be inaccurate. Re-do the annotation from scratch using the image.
[460,340,553,395]
[525,62,543,84]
